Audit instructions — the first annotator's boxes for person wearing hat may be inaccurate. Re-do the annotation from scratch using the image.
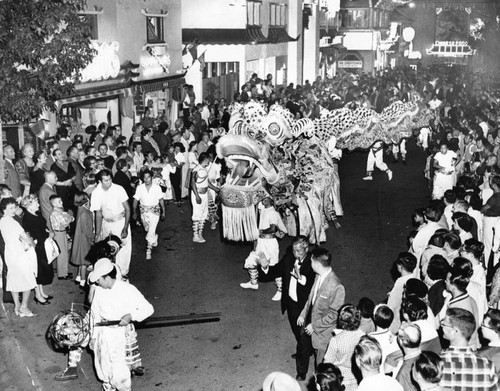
[262,371,301,391]
[89,258,154,391]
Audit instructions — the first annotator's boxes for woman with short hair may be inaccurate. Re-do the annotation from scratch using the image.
[21,194,54,304]
[323,305,365,391]
[0,197,37,316]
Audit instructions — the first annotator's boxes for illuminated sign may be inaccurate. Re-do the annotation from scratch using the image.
[338,60,362,68]
[140,46,171,78]
[426,41,475,57]
[80,41,121,82]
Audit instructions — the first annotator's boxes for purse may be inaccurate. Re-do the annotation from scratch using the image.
[45,238,60,264]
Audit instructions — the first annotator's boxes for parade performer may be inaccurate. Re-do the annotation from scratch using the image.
[240,196,287,301]
[89,258,154,391]
[206,149,222,230]
[392,139,407,164]
[432,142,458,200]
[363,141,393,181]
[90,169,132,276]
[132,169,165,260]
[191,153,219,243]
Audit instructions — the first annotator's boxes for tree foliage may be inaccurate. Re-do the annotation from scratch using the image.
[0,0,96,123]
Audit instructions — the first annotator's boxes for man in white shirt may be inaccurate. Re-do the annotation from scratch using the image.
[410,205,441,262]
[355,336,403,391]
[132,169,165,260]
[387,252,417,333]
[89,258,154,391]
[91,169,132,276]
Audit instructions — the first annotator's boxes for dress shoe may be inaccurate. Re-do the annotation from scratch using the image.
[296,374,306,381]
[44,295,54,300]
[34,297,51,305]
[291,353,297,359]
[54,366,78,381]
[131,366,145,376]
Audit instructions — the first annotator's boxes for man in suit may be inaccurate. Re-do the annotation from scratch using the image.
[3,145,21,199]
[259,236,316,380]
[298,247,345,366]
[38,171,58,230]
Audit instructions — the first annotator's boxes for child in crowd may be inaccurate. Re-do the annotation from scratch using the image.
[49,195,75,280]
[358,297,376,334]
[131,142,144,176]
[172,142,186,206]
[161,154,177,204]
[71,192,93,288]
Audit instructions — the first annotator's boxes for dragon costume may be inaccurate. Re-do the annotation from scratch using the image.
[216,92,432,244]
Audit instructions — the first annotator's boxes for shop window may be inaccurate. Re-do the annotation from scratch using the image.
[339,9,369,29]
[247,1,261,26]
[211,63,219,78]
[202,63,209,79]
[220,62,227,76]
[79,14,98,40]
[146,16,164,43]
[228,62,235,73]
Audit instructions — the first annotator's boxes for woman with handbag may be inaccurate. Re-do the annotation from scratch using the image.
[0,197,38,316]
[21,194,54,305]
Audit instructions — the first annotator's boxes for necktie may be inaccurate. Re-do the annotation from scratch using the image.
[288,259,301,302]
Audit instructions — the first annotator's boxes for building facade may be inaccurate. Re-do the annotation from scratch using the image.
[182,0,337,102]
[47,0,184,139]
[393,0,498,69]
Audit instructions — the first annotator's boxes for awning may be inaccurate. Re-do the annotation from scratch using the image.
[183,26,269,45]
[133,73,186,94]
[267,27,300,43]
[56,87,134,108]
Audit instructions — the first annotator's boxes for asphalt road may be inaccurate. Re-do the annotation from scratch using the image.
[0,140,429,391]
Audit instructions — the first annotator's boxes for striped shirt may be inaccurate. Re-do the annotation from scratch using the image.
[440,346,499,391]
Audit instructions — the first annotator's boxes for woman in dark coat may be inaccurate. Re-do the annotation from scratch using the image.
[21,194,54,304]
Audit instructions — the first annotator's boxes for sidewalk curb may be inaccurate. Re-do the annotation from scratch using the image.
[0,300,43,390]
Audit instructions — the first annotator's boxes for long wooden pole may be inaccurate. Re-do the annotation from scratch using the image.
[95,312,222,329]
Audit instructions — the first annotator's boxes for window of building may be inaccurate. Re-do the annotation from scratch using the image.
[220,62,227,75]
[247,0,261,26]
[146,16,164,43]
[79,13,98,40]
[270,3,287,26]
[339,9,369,29]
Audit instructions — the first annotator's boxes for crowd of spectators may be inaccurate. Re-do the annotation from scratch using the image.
[4,63,500,389]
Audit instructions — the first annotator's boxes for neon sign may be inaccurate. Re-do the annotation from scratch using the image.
[80,41,121,82]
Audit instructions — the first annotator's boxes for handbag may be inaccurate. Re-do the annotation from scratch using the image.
[45,237,60,264]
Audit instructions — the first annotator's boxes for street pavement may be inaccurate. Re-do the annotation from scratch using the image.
[0,140,429,391]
